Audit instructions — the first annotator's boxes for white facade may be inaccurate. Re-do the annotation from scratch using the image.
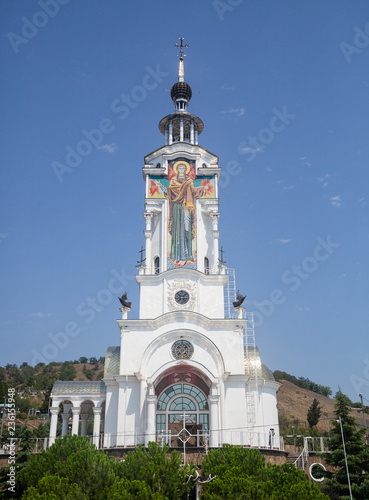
[50,48,280,450]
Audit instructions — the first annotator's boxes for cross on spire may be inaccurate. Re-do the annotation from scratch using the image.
[219,246,227,265]
[175,38,188,59]
[137,246,146,265]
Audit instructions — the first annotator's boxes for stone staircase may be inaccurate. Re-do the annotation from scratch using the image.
[285,451,305,470]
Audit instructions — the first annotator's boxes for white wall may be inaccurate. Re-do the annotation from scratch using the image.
[104,382,118,447]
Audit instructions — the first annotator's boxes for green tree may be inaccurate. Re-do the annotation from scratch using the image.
[21,475,88,499]
[39,384,53,414]
[58,362,76,381]
[322,390,369,499]
[5,364,17,371]
[19,363,35,385]
[4,364,23,385]
[83,365,94,380]
[273,370,332,397]
[79,357,88,364]
[0,425,35,499]
[32,422,50,438]
[200,445,328,499]
[307,398,322,428]
[0,379,8,400]
[15,394,32,414]
[108,478,167,499]
[115,442,195,499]
[17,435,116,500]
[32,373,57,392]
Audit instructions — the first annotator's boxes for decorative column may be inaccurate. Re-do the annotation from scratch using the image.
[194,127,198,145]
[49,406,59,446]
[180,117,184,141]
[236,306,245,319]
[190,120,194,143]
[210,213,220,274]
[208,384,220,448]
[169,120,173,144]
[71,407,80,436]
[92,407,102,448]
[143,212,153,275]
[136,263,146,276]
[61,413,69,437]
[145,174,149,198]
[120,306,131,320]
[80,413,89,436]
[165,128,169,145]
[145,384,157,446]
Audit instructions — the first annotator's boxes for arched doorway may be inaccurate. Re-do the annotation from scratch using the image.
[153,366,212,447]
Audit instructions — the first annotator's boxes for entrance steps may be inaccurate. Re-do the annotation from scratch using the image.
[285,452,303,468]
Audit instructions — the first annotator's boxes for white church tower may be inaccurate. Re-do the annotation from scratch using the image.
[49,40,280,451]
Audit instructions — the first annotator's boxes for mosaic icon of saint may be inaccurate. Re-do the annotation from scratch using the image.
[167,161,204,261]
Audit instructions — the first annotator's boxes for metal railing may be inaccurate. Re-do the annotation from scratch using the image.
[15,430,285,452]
[294,438,309,470]
[102,430,284,450]
[157,429,209,449]
[284,435,329,453]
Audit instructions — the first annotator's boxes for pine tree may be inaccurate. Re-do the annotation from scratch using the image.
[16,435,117,499]
[200,445,328,499]
[0,424,34,499]
[307,398,322,428]
[322,390,369,499]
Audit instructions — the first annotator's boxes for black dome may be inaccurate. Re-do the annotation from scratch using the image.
[170,81,192,102]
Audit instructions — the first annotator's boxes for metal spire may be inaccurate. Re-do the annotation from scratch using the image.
[175,37,188,58]
[175,38,188,82]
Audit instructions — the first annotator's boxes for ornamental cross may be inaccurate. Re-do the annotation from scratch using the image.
[137,246,146,265]
[219,246,227,265]
[175,37,188,58]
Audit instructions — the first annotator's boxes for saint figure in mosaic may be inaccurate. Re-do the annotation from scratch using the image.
[167,161,204,261]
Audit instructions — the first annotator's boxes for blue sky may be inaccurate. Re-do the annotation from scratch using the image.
[1,0,368,403]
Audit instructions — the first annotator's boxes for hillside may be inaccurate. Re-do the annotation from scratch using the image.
[1,361,367,436]
[0,360,105,416]
[277,379,366,433]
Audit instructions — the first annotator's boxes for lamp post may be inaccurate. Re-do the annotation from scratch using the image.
[359,393,368,445]
[338,416,353,500]
[177,411,194,466]
[292,425,296,452]
[0,396,6,438]
[185,469,216,500]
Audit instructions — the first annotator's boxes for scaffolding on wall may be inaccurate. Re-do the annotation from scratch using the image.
[224,268,258,432]
[224,269,257,368]
[224,267,236,319]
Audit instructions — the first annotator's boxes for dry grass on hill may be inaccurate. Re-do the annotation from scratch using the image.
[72,362,104,381]
[277,380,366,432]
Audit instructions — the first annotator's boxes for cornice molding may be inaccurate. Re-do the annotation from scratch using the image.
[136,268,228,285]
[117,310,247,331]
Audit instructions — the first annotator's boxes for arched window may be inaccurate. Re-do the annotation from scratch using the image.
[154,256,160,274]
[156,384,209,447]
[204,257,210,275]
